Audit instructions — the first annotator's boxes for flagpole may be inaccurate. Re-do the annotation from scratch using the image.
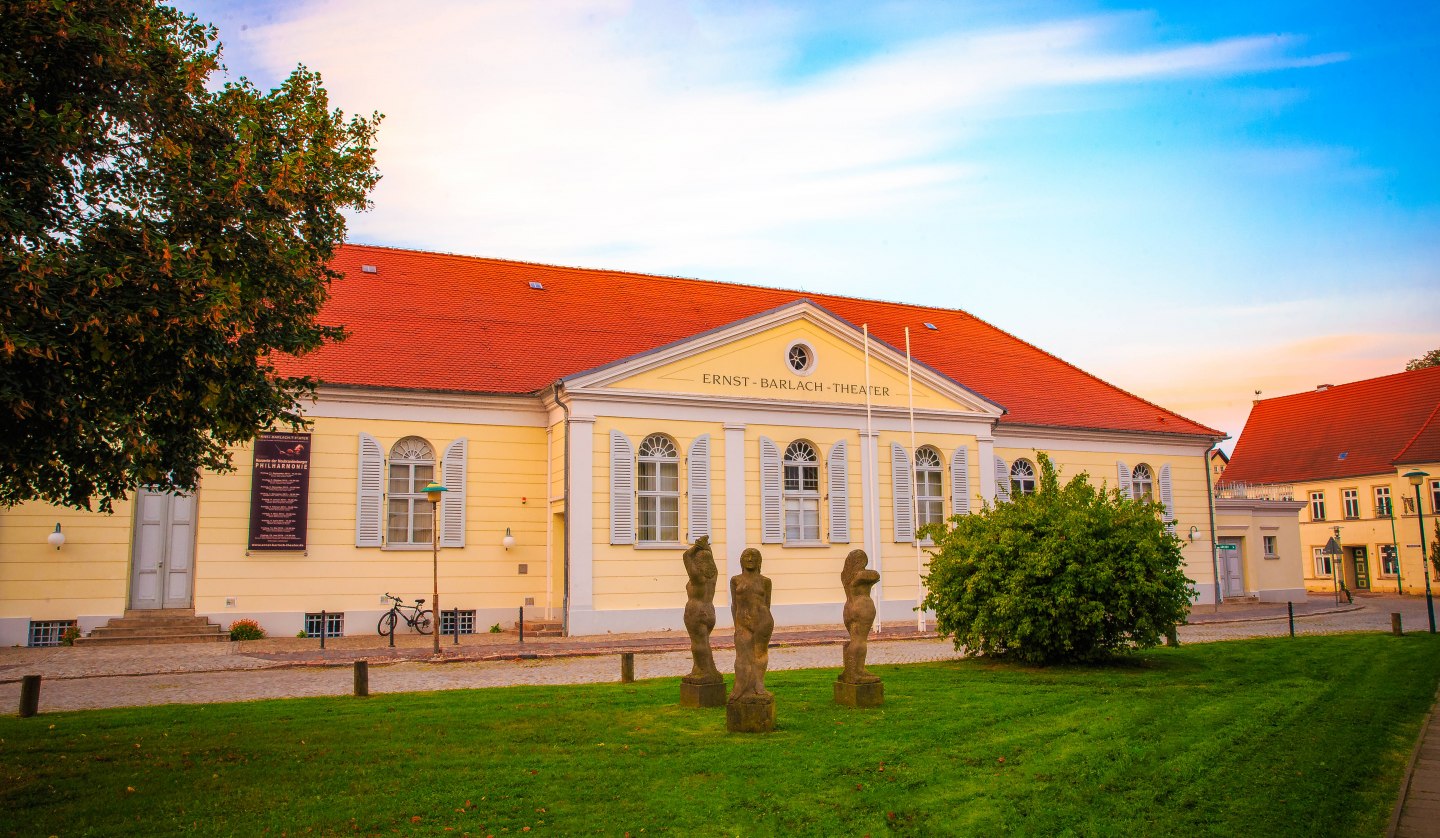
[906,327,923,632]
[864,324,879,635]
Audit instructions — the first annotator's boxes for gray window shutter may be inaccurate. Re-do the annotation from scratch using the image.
[828,440,850,543]
[952,446,970,516]
[440,438,467,547]
[892,443,913,543]
[1117,461,1132,499]
[687,435,712,540]
[355,432,384,547]
[760,436,782,544]
[610,431,635,545]
[994,456,1010,503]
[1159,463,1176,532]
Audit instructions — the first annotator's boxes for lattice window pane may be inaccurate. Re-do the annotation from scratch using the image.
[440,610,476,635]
[28,620,77,648]
[304,612,344,638]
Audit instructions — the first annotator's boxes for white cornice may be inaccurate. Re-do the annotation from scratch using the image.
[996,422,1218,453]
[563,385,997,425]
[305,385,546,426]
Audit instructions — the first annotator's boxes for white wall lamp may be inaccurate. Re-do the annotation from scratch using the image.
[502,527,516,550]
[1187,525,1200,543]
[47,523,65,550]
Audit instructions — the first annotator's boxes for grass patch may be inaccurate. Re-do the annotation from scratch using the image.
[2,634,1437,836]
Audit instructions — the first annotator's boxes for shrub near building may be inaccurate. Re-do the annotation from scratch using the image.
[921,453,1194,664]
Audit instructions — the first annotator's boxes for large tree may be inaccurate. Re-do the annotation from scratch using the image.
[1406,348,1440,371]
[1,0,380,510]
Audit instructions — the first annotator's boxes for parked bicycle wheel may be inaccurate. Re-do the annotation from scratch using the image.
[377,610,398,637]
[415,609,434,635]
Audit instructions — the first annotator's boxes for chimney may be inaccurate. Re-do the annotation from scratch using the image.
[1316,384,1331,391]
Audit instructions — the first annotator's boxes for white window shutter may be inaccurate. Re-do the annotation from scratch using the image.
[355,432,384,547]
[1117,461,1132,499]
[610,431,635,545]
[687,435,712,540]
[994,456,1011,504]
[440,438,467,547]
[892,443,914,543]
[1159,463,1176,532]
[828,439,850,544]
[760,436,782,544]
[952,446,970,516]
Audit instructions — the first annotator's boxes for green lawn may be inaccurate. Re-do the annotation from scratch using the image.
[2,634,1437,837]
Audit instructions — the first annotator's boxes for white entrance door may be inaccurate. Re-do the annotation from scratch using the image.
[1219,539,1245,597]
[129,489,197,609]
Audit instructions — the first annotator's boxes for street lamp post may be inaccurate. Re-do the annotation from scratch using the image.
[1405,471,1435,634]
[422,481,448,654]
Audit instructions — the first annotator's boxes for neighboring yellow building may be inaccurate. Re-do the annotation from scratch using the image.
[0,245,1232,644]
[1221,368,1440,596]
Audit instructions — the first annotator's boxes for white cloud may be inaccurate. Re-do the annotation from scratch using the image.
[201,1,1333,270]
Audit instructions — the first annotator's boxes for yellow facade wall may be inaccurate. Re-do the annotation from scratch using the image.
[1293,465,1440,595]
[0,499,135,619]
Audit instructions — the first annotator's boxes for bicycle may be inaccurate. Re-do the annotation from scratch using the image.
[378,593,434,636]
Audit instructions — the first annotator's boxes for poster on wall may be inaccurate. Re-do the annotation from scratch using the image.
[247,432,312,551]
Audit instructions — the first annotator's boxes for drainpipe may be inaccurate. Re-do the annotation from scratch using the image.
[554,382,572,636]
[1206,443,1222,610]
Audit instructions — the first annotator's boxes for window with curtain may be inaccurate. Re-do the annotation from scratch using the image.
[1010,459,1037,496]
[915,447,944,529]
[783,440,821,543]
[387,436,434,545]
[1131,464,1155,501]
[637,434,680,543]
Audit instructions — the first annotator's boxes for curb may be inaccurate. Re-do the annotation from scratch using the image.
[1184,604,1366,626]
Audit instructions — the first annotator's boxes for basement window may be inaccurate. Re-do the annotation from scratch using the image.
[440,610,477,635]
[28,620,77,648]
[304,612,344,639]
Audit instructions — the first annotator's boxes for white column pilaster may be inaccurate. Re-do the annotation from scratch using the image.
[567,416,596,613]
[860,430,883,605]
[723,423,746,597]
[978,434,996,503]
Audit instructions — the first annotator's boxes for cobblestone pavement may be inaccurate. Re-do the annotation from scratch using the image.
[0,594,1433,713]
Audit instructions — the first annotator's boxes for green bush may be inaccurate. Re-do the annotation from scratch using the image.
[228,619,266,642]
[921,452,1194,664]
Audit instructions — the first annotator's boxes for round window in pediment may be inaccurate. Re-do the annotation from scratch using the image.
[786,340,816,375]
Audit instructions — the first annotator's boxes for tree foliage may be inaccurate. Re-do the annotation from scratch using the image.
[1406,348,1440,371]
[921,453,1195,664]
[1,0,381,510]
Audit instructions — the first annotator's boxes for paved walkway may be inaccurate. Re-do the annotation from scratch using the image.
[1392,694,1440,838]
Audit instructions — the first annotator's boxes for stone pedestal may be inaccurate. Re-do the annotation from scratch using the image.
[680,679,726,708]
[834,679,884,708]
[726,696,776,733]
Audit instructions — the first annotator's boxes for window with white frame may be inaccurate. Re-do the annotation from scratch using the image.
[1375,486,1393,517]
[1131,464,1155,501]
[1313,547,1332,577]
[1342,488,1360,519]
[387,437,435,545]
[1010,459,1037,496]
[1380,544,1399,576]
[1310,491,1326,521]
[637,434,681,543]
[915,447,944,528]
[783,441,821,543]
[1263,535,1277,558]
[1431,480,1440,517]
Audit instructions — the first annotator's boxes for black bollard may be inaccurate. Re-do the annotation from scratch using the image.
[1288,601,1295,637]
[620,652,635,683]
[519,606,525,644]
[454,609,460,645]
[389,614,395,648]
[354,660,369,697]
[1392,612,1403,636]
[19,675,40,718]
[320,610,326,650]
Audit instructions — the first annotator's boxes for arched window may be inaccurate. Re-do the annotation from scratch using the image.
[1010,459,1037,496]
[637,434,680,543]
[915,447,944,528]
[1131,463,1155,501]
[783,440,821,543]
[387,436,435,545]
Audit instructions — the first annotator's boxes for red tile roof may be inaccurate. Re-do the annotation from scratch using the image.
[1221,366,1440,484]
[274,244,1220,437]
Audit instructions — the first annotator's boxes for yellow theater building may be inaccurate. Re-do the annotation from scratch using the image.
[2,245,1244,645]
[1221,367,1440,596]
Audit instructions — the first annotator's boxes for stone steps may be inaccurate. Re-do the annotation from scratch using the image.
[513,618,564,638]
[76,609,229,646]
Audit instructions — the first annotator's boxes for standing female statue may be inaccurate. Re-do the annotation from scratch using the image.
[839,549,881,685]
[729,547,775,709]
[681,537,723,691]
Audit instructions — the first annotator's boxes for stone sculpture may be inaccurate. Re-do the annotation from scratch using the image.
[836,548,884,707]
[680,536,725,707]
[727,547,776,732]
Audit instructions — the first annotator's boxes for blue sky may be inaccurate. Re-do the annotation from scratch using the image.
[178,0,1438,447]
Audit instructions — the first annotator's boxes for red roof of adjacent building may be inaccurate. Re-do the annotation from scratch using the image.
[1221,366,1440,484]
[273,243,1220,437]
